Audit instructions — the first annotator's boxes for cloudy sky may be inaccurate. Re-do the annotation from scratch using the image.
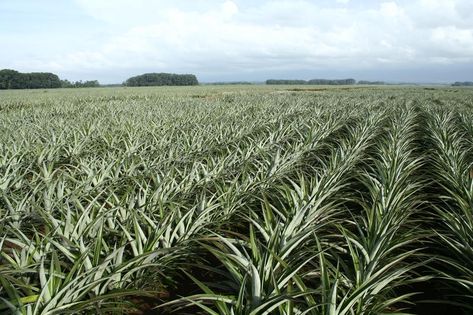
[1,0,473,83]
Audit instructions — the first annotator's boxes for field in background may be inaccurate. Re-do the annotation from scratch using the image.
[1,85,472,314]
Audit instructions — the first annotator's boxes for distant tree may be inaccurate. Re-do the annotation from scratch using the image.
[26,73,62,88]
[73,80,100,88]
[266,78,356,85]
[452,81,473,86]
[0,69,101,89]
[266,79,307,85]
[308,79,356,85]
[125,73,199,86]
[85,80,100,87]
[0,69,22,89]
[61,79,73,88]
[0,69,61,89]
[59,79,101,88]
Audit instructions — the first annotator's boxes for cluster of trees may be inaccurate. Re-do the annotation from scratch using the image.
[125,73,198,86]
[452,81,473,86]
[266,78,357,85]
[0,69,62,89]
[267,79,473,86]
[60,80,100,88]
[266,79,307,85]
[0,69,102,89]
[309,78,356,85]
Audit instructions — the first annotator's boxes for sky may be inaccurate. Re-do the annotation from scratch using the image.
[1,0,473,84]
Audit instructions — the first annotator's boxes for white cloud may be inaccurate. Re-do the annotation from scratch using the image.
[222,1,239,17]
[380,2,403,17]
[431,26,473,56]
[9,0,473,81]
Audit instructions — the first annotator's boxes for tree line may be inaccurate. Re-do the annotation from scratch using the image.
[0,69,62,89]
[0,69,101,89]
[2,68,470,89]
[452,81,473,86]
[60,80,100,88]
[265,79,389,85]
[124,73,199,86]
[0,70,200,89]
[266,78,357,85]
[266,79,473,86]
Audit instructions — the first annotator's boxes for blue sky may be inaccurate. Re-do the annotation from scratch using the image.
[1,0,473,83]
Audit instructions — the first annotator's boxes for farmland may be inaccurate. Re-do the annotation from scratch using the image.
[1,85,472,314]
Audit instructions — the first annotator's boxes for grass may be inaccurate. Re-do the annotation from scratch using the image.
[0,85,472,314]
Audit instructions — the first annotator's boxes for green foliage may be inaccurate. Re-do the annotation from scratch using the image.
[266,78,356,85]
[125,72,199,86]
[61,79,100,88]
[452,81,473,86]
[0,69,61,89]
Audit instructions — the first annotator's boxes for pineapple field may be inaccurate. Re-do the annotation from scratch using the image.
[1,85,472,314]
